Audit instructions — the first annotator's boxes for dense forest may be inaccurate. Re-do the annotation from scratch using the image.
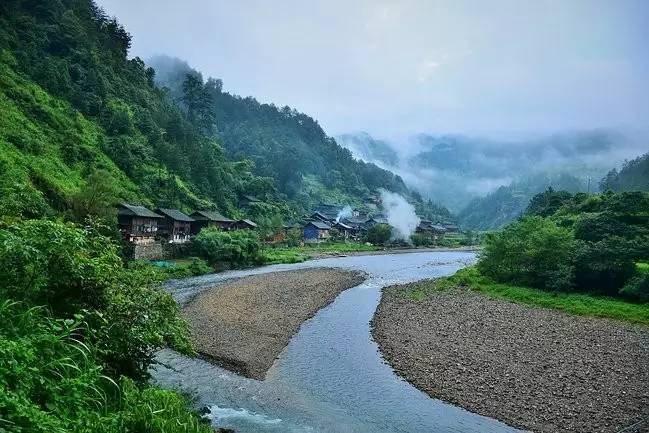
[479,189,649,300]
[458,173,587,230]
[148,55,446,217]
[600,152,649,192]
[0,0,440,227]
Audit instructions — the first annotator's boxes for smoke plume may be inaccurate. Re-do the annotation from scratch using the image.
[336,205,353,222]
[379,189,420,241]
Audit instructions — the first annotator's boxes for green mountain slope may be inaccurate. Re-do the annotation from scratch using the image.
[600,152,649,192]
[0,0,289,221]
[148,56,437,215]
[458,173,587,230]
[0,1,445,223]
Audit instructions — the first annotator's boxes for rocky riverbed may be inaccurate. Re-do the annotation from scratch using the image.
[371,284,649,433]
[182,268,366,379]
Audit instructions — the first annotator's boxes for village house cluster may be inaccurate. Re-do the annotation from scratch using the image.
[117,203,258,258]
[299,203,459,244]
[117,198,460,258]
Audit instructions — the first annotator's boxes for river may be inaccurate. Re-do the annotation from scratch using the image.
[154,251,521,433]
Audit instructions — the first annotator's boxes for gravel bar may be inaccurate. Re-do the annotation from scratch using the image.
[371,284,649,433]
[182,268,366,380]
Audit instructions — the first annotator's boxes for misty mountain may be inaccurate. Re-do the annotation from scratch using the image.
[457,173,587,230]
[147,55,451,218]
[600,152,649,192]
[337,131,643,228]
[336,132,399,166]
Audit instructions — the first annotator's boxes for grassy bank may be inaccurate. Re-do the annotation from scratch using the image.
[403,267,649,325]
[262,242,379,264]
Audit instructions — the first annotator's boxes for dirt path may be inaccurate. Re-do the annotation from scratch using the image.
[371,284,649,433]
[182,268,366,380]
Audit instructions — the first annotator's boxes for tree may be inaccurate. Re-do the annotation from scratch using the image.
[69,170,117,222]
[364,224,392,246]
[478,216,575,291]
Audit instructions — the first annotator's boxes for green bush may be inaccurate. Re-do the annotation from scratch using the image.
[478,216,575,291]
[363,224,391,246]
[193,227,263,266]
[0,301,212,433]
[0,219,192,380]
[411,232,434,247]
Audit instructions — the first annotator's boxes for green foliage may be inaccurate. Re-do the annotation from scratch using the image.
[0,219,192,380]
[479,191,649,300]
[401,267,649,325]
[262,242,377,264]
[525,187,575,217]
[0,1,280,218]
[364,224,392,245]
[149,56,433,215]
[600,152,649,192]
[478,216,575,291]
[411,232,434,247]
[130,258,214,281]
[262,248,311,264]
[0,301,212,433]
[459,173,588,230]
[193,227,263,266]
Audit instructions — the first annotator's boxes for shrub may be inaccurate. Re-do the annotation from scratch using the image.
[364,224,391,246]
[0,301,211,433]
[193,227,263,266]
[0,219,192,380]
[478,216,575,291]
[620,273,649,302]
[411,232,434,247]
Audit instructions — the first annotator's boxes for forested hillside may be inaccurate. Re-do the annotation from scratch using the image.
[148,56,430,215]
[458,173,587,230]
[600,152,649,192]
[0,0,290,222]
[0,0,437,226]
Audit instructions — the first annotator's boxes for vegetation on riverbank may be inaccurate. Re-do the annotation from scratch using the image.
[262,242,378,264]
[403,267,649,325]
[478,190,649,301]
[0,219,212,432]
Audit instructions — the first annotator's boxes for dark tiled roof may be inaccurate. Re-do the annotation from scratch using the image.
[238,219,258,227]
[191,210,234,222]
[306,220,331,230]
[333,221,353,230]
[310,211,332,221]
[156,208,194,222]
[118,203,162,218]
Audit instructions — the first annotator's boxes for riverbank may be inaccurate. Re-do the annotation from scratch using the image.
[262,243,478,264]
[182,268,366,379]
[372,281,649,433]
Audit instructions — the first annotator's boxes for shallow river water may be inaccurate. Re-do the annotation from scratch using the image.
[155,251,521,433]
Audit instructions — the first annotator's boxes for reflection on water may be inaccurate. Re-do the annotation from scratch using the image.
[154,251,521,433]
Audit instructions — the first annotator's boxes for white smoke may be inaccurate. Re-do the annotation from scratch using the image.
[379,189,420,241]
[336,205,353,222]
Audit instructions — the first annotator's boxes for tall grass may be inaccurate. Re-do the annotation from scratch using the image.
[0,300,213,433]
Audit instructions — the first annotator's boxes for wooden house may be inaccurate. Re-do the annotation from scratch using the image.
[232,219,258,230]
[363,214,388,230]
[332,221,354,240]
[303,221,331,243]
[309,211,333,224]
[117,204,163,245]
[155,208,194,244]
[190,210,235,234]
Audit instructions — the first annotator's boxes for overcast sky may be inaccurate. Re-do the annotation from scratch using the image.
[97,0,648,139]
